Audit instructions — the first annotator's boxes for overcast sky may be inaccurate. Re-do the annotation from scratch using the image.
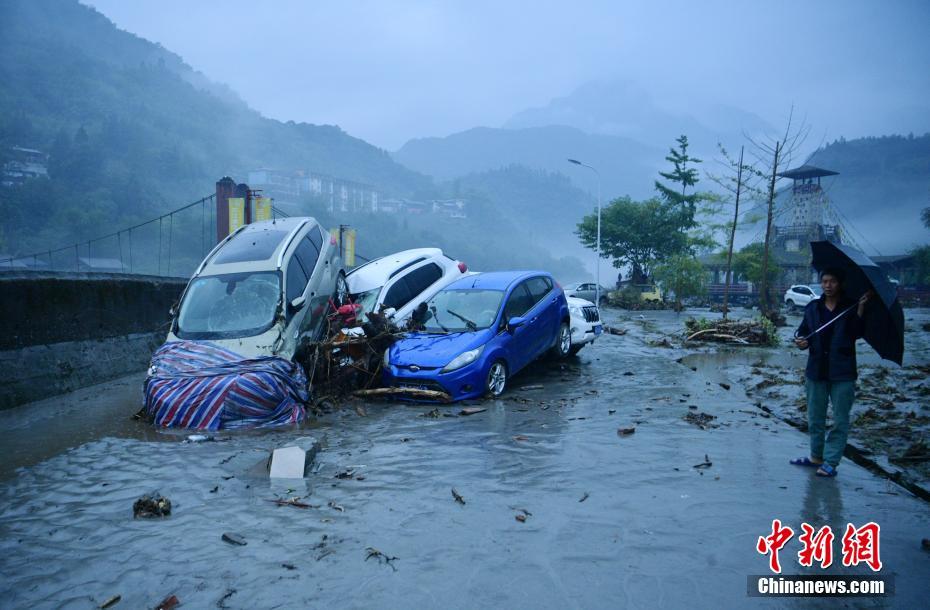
[83,0,930,150]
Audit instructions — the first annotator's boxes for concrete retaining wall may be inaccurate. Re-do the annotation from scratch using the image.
[0,272,188,409]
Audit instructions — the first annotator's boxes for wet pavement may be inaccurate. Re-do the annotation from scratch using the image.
[1,308,929,608]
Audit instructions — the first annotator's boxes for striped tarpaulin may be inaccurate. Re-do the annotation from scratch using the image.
[143,341,309,430]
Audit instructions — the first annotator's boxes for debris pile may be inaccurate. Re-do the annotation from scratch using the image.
[133,493,171,518]
[296,304,414,404]
[684,317,779,346]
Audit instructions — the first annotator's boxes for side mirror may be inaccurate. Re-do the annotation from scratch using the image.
[290,295,306,311]
[169,304,178,318]
[507,316,526,332]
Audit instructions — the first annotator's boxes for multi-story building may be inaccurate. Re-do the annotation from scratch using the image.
[2,146,48,187]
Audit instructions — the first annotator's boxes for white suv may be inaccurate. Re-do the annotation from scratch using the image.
[783,284,821,310]
[567,296,602,355]
[167,217,345,359]
[346,248,468,324]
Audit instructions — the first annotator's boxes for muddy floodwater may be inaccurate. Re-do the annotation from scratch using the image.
[2,308,929,608]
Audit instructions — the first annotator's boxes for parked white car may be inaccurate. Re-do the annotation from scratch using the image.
[346,248,468,324]
[783,284,821,310]
[564,282,611,304]
[166,217,346,359]
[567,296,602,355]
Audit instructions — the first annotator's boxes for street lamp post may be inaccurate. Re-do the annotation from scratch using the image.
[568,158,602,306]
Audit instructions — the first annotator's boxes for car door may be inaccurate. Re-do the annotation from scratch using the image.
[524,276,558,356]
[294,229,326,334]
[500,281,536,372]
[578,284,594,303]
[391,262,444,320]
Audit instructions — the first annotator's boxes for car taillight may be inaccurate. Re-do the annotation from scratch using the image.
[555,281,562,289]
[458,262,467,273]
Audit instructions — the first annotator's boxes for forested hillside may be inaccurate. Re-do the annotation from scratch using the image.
[0,0,429,255]
[805,134,930,250]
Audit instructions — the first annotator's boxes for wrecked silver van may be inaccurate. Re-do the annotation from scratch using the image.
[165,217,346,360]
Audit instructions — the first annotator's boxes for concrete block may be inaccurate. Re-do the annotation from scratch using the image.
[268,436,319,479]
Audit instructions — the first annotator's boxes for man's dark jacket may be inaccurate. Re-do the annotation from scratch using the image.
[797,298,863,381]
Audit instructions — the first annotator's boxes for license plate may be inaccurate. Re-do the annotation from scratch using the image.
[399,383,429,391]
[593,325,603,335]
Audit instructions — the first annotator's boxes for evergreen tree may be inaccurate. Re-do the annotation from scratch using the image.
[654,135,713,253]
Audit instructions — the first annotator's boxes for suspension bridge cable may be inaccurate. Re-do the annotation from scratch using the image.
[1,194,215,269]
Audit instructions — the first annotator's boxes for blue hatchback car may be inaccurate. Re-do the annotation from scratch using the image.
[382,271,571,400]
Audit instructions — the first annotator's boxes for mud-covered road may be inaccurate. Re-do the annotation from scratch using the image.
[2,308,929,608]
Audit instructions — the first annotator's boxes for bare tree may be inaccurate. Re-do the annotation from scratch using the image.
[707,144,765,319]
[746,107,811,318]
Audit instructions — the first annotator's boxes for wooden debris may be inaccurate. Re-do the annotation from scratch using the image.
[366,547,399,570]
[154,595,179,610]
[459,407,487,416]
[99,595,121,609]
[693,454,713,469]
[617,427,636,437]
[683,411,718,430]
[354,387,452,402]
[268,497,313,509]
[222,532,247,546]
[451,488,465,505]
[684,318,776,346]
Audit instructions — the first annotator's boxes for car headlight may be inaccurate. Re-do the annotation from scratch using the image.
[569,305,581,317]
[441,345,484,373]
[383,349,391,368]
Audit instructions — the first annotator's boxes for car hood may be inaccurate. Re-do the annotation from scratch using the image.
[390,329,493,368]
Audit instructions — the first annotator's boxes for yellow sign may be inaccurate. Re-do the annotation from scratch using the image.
[329,227,357,266]
[343,228,356,267]
[228,198,245,233]
[252,196,272,222]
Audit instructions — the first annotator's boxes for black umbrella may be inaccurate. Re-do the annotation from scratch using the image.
[809,240,904,365]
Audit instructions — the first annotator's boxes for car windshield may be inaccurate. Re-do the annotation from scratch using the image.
[351,287,382,317]
[422,289,504,333]
[177,271,281,338]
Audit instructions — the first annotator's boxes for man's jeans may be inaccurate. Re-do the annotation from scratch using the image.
[805,379,856,467]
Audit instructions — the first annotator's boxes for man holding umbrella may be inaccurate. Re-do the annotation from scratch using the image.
[792,266,872,477]
[789,240,905,478]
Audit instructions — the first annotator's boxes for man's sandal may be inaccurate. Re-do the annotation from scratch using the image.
[790,457,822,467]
[815,464,838,477]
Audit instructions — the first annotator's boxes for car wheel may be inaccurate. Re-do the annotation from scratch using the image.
[486,360,508,397]
[334,272,349,306]
[785,299,796,312]
[549,321,572,359]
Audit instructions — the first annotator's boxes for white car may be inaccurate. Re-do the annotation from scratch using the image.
[167,217,346,359]
[346,248,468,324]
[567,296,602,355]
[784,284,822,310]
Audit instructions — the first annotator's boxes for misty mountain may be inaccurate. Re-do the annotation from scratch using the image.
[0,0,430,253]
[804,134,930,251]
[504,80,774,157]
[0,0,595,280]
[394,125,661,201]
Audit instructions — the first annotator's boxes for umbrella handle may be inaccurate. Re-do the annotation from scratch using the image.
[797,302,858,341]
